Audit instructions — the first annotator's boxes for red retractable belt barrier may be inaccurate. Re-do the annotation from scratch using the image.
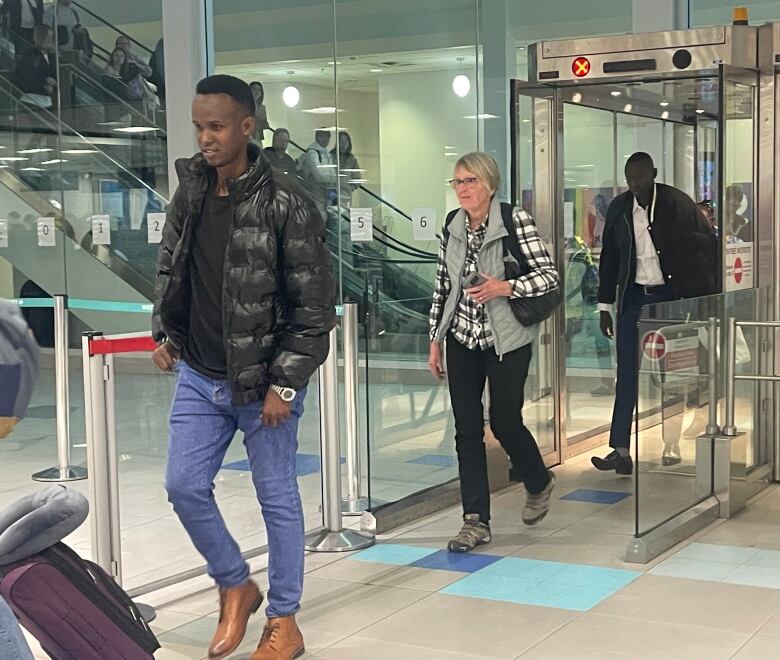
[88,336,158,356]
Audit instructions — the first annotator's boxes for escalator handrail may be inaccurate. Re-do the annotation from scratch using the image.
[283,132,443,245]
[61,63,163,130]
[0,73,168,207]
[72,1,154,55]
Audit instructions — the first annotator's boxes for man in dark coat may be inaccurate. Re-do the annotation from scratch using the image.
[0,0,43,59]
[152,75,335,660]
[591,152,718,475]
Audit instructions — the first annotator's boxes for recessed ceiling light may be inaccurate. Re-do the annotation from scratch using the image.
[661,110,670,120]
[18,148,54,154]
[623,104,633,112]
[20,167,45,171]
[696,109,705,114]
[444,152,458,156]
[369,68,382,73]
[660,101,670,107]
[0,157,29,161]
[41,159,68,165]
[611,91,622,97]
[113,126,159,133]
[62,148,99,154]
[301,107,343,114]
[463,113,500,119]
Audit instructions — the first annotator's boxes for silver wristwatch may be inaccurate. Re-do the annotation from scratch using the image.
[270,384,296,402]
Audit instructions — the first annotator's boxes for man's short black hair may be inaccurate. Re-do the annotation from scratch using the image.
[625,152,655,169]
[195,74,255,116]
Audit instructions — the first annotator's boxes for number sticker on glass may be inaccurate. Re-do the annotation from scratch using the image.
[37,218,55,247]
[412,208,436,241]
[147,212,166,244]
[91,215,111,245]
[350,207,373,242]
[0,219,7,248]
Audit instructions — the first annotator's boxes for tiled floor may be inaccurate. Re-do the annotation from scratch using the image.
[13,448,779,659]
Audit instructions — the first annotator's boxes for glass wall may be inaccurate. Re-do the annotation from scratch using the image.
[691,1,780,25]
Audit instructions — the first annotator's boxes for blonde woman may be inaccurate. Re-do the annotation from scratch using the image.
[429,152,559,552]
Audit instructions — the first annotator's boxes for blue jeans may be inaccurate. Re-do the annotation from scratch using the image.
[165,361,306,618]
[0,596,33,660]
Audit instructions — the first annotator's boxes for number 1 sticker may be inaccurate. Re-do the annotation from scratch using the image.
[147,212,166,244]
[412,208,437,241]
[350,207,373,242]
[91,215,111,245]
[37,218,55,247]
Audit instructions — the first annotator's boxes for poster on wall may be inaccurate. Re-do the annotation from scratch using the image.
[411,208,436,242]
[350,207,373,242]
[724,242,754,292]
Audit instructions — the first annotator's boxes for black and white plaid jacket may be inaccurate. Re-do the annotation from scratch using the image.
[429,206,558,348]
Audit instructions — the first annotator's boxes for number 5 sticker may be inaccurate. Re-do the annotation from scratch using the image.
[350,207,373,242]
[412,208,436,241]
[147,212,166,244]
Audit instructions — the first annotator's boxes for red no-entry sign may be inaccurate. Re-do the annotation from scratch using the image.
[572,57,591,78]
[642,331,666,361]
[734,257,743,284]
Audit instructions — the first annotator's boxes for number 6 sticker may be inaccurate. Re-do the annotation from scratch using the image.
[147,212,166,244]
[350,207,373,242]
[412,208,437,241]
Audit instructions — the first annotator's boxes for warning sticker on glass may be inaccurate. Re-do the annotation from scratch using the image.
[37,218,55,247]
[91,215,111,245]
[147,212,166,244]
[350,207,373,242]
[0,219,7,248]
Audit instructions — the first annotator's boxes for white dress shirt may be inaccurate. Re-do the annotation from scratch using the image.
[598,185,664,312]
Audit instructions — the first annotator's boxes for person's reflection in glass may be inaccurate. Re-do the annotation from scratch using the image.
[331,130,361,210]
[724,184,751,243]
[263,128,297,183]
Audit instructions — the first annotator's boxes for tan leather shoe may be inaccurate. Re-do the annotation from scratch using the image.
[249,615,305,660]
[207,579,264,659]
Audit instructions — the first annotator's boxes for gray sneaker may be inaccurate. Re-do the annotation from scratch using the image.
[447,514,491,553]
[522,472,556,525]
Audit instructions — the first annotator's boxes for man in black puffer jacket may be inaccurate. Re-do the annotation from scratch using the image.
[151,75,334,660]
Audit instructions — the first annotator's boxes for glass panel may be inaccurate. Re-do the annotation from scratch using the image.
[330,0,478,502]
[562,102,616,448]
[635,294,721,536]
[691,1,780,26]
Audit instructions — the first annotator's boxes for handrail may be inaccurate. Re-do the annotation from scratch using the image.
[72,1,154,55]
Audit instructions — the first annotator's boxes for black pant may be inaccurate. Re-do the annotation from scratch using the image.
[609,282,676,449]
[446,335,550,523]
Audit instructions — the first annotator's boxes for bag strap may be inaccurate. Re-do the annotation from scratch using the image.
[441,208,458,242]
[499,202,529,274]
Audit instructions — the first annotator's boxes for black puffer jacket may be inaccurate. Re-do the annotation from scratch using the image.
[598,183,719,312]
[152,144,336,405]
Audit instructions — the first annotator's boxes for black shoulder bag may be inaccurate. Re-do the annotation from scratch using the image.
[498,203,561,326]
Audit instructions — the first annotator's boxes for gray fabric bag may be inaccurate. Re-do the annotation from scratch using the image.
[0,299,39,419]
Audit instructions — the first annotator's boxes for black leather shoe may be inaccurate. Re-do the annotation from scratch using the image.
[591,450,633,475]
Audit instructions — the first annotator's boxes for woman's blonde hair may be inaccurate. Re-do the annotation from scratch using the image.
[454,152,501,194]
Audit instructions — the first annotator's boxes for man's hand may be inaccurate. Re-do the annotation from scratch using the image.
[600,311,614,339]
[428,342,445,379]
[151,341,180,372]
[0,417,17,440]
[263,388,292,428]
[465,274,513,305]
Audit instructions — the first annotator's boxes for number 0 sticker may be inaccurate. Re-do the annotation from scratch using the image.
[412,208,437,241]
[37,218,55,247]
[147,212,166,244]
[350,207,373,242]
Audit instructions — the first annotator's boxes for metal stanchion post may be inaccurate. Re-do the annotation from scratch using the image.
[342,302,370,515]
[33,295,87,482]
[723,317,738,436]
[306,327,374,552]
[706,316,720,435]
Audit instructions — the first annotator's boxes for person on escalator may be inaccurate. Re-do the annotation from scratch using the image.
[330,130,361,209]
[249,81,270,146]
[297,129,337,217]
[151,74,334,660]
[263,128,297,183]
[42,0,77,50]
[0,0,43,60]
[592,152,718,475]
[13,23,55,108]
[428,152,559,553]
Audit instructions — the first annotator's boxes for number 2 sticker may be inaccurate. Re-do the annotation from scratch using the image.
[147,212,166,244]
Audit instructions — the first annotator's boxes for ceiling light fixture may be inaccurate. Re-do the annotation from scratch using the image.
[452,57,470,97]
[660,101,670,107]
[610,91,622,97]
[572,92,582,103]
[113,126,159,133]
[661,110,670,120]
[283,70,300,108]
[623,103,633,112]
[369,68,382,73]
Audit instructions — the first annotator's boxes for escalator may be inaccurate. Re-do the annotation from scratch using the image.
[0,5,437,354]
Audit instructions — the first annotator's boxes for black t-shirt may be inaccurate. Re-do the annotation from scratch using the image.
[184,189,233,379]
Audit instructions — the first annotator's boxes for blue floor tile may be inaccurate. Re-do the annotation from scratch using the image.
[222,453,342,477]
[649,557,738,582]
[676,543,761,564]
[442,557,639,611]
[560,489,631,505]
[349,544,438,566]
[410,550,502,573]
[406,454,459,468]
[748,549,780,570]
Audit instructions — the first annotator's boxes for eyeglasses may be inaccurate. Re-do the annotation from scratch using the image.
[448,176,480,189]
